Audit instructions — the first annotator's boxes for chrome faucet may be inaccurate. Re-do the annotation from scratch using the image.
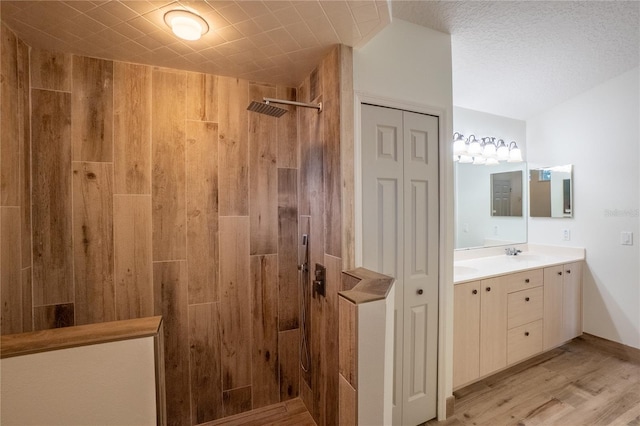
[505,247,522,256]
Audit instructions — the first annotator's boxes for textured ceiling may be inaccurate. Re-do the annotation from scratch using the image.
[0,0,390,86]
[393,1,640,119]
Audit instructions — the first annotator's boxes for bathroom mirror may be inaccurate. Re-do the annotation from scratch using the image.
[490,171,523,217]
[529,164,573,218]
[455,161,528,249]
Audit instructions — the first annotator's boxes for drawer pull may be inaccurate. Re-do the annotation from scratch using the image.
[525,278,530,283]
[486,286,491,292]
[557,271,563,276]
[525,297,530,302]
[472,289,478,295]
[525,331,530,337]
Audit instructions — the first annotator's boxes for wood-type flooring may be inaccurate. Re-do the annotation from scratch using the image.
[427,334,640,426]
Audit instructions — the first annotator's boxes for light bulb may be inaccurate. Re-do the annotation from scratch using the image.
[458,155,473,164]
[472,156,486,165]
[482,138,497,158]
[164,10,209,41]
[467,135,482,155]
[496,139,509,161]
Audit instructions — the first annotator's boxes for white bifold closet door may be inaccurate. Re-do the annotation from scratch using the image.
[361,104,439,425]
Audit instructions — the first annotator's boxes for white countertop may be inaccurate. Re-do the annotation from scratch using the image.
[454,244,585,284]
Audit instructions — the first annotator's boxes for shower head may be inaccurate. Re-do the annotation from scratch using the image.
[247,100,288,117]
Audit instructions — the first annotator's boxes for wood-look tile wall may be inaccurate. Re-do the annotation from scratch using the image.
[0,24,308,426]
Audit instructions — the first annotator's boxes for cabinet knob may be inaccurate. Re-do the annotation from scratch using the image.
[558,271,563,276]
[485,287,491,292]
[567,270,571,274]
[472,289,478,295]
[417,289,423,295]
[525,278,530,283]
[525,297,530,302]
[525,331,530,337]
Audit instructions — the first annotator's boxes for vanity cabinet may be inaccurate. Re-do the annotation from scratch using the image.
[544,262,583,350]
[453,262,582,390]
[453,277,507,389]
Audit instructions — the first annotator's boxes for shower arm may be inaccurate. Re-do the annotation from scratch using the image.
[263,97,322,113]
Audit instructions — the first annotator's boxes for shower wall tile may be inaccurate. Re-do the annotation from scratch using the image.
[186,72,218,122]
[33,303,74,331]
[72,161,115,325]
[29,47,72,91]
[31,88,73,306]
[249,83,278,255]
[186,121,219,305]
[189,302,223,425]
[279,328,300,402]
[154,260,190,426]
[1,25,19,207]
[223,386,252,417]
[114,194,153,320]
[152,69,186,262]
[250,254,279,409]
[220,216,251,390]
[113,62,151,195]
[18,37,31,268]
[71,56,113,162]
[218,76,249,216]
[22,267,33,332]
[278,168,299,331]
[276,86,298,169]
[1,207,22,334]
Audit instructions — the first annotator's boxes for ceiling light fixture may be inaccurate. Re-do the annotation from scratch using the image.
[164,10,209,41]
[452,133,523,165]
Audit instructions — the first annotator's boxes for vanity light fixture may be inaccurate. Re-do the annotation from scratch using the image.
[452,133,523,165]
[164,10,209,41]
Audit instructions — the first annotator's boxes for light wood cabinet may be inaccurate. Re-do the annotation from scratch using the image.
[453,261,582,390]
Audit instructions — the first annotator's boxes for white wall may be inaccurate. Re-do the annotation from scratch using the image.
[527,67,640,349]
[353,18,454,419]
[453,107,527,249]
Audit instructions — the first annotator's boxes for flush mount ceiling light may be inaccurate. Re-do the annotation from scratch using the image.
[453,133,523,165]
[164,10,209,41]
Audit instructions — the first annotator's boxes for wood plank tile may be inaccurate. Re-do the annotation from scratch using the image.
[17,37,31,268]
[29,47,71,91]
[186,121,218,304]
[113,62,151,194]
[322,47,342,258]
[152,69,186,261]
[223,386,252,418]
[72,161,115,325]
[189,302,224,424]
[338,297,357,387]
[219,216,251,390]
[154,260,190,426]
[251,254,279,409]
[249,83,278,255]
[278,168,299,331]
[22,267,32,332]
[187,72,218,122]
[1,25,19,207]
[322,254,341,426]
[218,76,249,216]
[339,374,356,426]
[339,45,355,271]
[33,303,74,331]
[309,260,324,425]
[71,56,113,162]
[31,89,73,306]
[208,398,313,426]
[300,379,314,419]
[279,328,300,402]
[114,195,153,320]
[1,208,22,334]
[276,86,298,169]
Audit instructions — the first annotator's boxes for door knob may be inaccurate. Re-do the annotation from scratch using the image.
[417,289,423,295]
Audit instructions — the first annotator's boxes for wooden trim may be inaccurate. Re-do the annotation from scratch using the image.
[1,316,163,358]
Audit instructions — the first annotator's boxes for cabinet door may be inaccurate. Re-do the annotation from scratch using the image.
[563,262,583,341]
[479,277,507,376]
[543,265,564,350]
[453,281,481,389]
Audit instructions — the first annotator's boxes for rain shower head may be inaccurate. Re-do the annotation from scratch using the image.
[247,97,323,117]
[247,100,288,117]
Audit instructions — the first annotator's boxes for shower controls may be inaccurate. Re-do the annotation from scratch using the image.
[313,263,326,298]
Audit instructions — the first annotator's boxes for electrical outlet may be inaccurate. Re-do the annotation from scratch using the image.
[621,231,633,246]
[493,225,499,236]
[562,229,571,241]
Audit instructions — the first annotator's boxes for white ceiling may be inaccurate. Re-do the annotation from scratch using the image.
[392,1,640,119]
[1,1,638,119]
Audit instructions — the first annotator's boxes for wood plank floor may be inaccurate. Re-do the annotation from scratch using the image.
[427,334,640,426]
[205,398,316,426]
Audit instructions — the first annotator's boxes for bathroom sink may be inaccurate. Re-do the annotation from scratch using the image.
[454,266,479,276]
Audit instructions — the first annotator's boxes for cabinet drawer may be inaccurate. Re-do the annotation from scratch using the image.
[508,320,543,365]
[503,269,543,293]
[508,287,543,329]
